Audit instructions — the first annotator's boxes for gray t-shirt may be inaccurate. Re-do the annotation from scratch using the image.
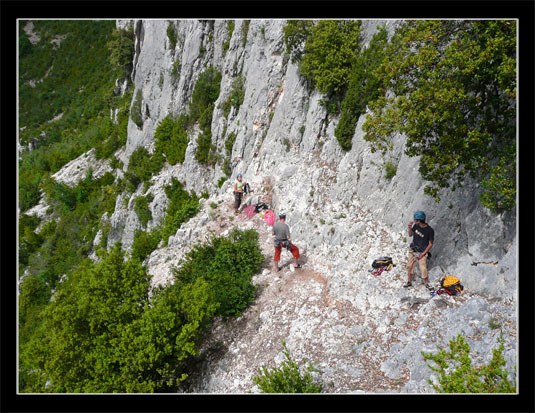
[272,221,290,241]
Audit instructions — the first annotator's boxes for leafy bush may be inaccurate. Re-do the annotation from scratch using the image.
[253,341,322,393]
[222,75,246,118]
[222,21,235,54]
[173,228,264,317]
[283,20,314,64]
[422,334,516,393]
[187,66,222,125]
[297,20,362,97]
[134,193,153,227]
[131,89,144,128]
[19,214,43,267]
[334,25,388,150]
[21,245,217,393]
[131,228,161,262]
[241,20,250,47]
[167,21,178,50]
[125,146,164,191]
[217,176,228,187]
[362,20,516,211]
[107,26,135,80]
[154,114,189,165]
[160,180,200,246]
[384,160,397,179]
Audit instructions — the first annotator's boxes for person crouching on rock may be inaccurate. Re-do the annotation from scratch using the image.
[233,173,246,214]
[272,212,300,273]
[404,210,434,290]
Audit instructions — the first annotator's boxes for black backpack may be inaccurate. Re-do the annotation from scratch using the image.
[254,202,269,213]
[372,257,393,269]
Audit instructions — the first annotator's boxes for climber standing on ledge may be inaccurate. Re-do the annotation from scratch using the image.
[404,210,434,290]
[272,212,300,273]
[233,173,246,214]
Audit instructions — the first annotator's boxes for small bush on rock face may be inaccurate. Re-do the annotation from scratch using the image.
[131,89,144,129]
[421,334,516,393]
[253,341,322,393]
[384,160,397,179]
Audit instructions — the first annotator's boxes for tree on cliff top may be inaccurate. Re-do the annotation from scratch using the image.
[362,20,516,213]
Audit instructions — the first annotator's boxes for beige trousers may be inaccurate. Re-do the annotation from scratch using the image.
[407,252,428,281]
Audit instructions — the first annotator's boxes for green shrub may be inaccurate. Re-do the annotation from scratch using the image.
[334,25,388,150]
[159,178,200,246]
[107,26,135,80]
[297,20,362,97]
[154,114,189,165]
[253,341,322,393]
[170,59,181,83]
[422,334,516,393]
[167,22,177,50]
[131,228,161,262]
[134,194,153,227]
[131,89,144,129]
[188,66,221,125]
[21,245,217,393]
[19,214,43,267]
[225,131,237,156]
[173,228,263,317]
[217,176,228,187]
[125,146,164,191]
[362,20,516,212]
[241,20,250,47]
[222,21,235,54]
[384,160,397,179]
[223,75,246,118]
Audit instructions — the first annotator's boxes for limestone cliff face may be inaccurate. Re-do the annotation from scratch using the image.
[88,19,517,393]
[110,19,516,300]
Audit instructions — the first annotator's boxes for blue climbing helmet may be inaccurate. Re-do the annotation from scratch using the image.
[237,173,242,179]
[414,211,426,221]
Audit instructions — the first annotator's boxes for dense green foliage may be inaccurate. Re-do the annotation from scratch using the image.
[241,20,251,47]
[18,20,129,213]
[422,334,516,393]
[107,26,136,80]
[284,19,362,116]
[284,19,516,212]
[222,75,246,118]
[131,89,144,129]
[298,20,361,97]
[154,114,189,165]
[134,193,154,227]
[362,20,516,212]
[167,21,178,50]
[222,21,235,54]
[173,228,264,317]
[124,146,164,192]
[159,179,200,245]
[20,227,263,392]
[188,66,222,165]
[252,341,322,393]
[94,90,133,160]
[334,26,388,150]
[130,178,199,262]
[20,245,218,392]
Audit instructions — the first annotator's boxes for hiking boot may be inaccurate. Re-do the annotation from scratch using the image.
[403,281,412,288]
[426,284,434,292]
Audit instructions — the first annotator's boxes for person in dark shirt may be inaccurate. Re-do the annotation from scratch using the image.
[404,211,434,290]
[272,212,300,273]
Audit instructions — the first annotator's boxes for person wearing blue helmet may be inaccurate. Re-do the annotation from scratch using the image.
[404,210,434,290]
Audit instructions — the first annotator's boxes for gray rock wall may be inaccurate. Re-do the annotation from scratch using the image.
[108,18,516,298]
